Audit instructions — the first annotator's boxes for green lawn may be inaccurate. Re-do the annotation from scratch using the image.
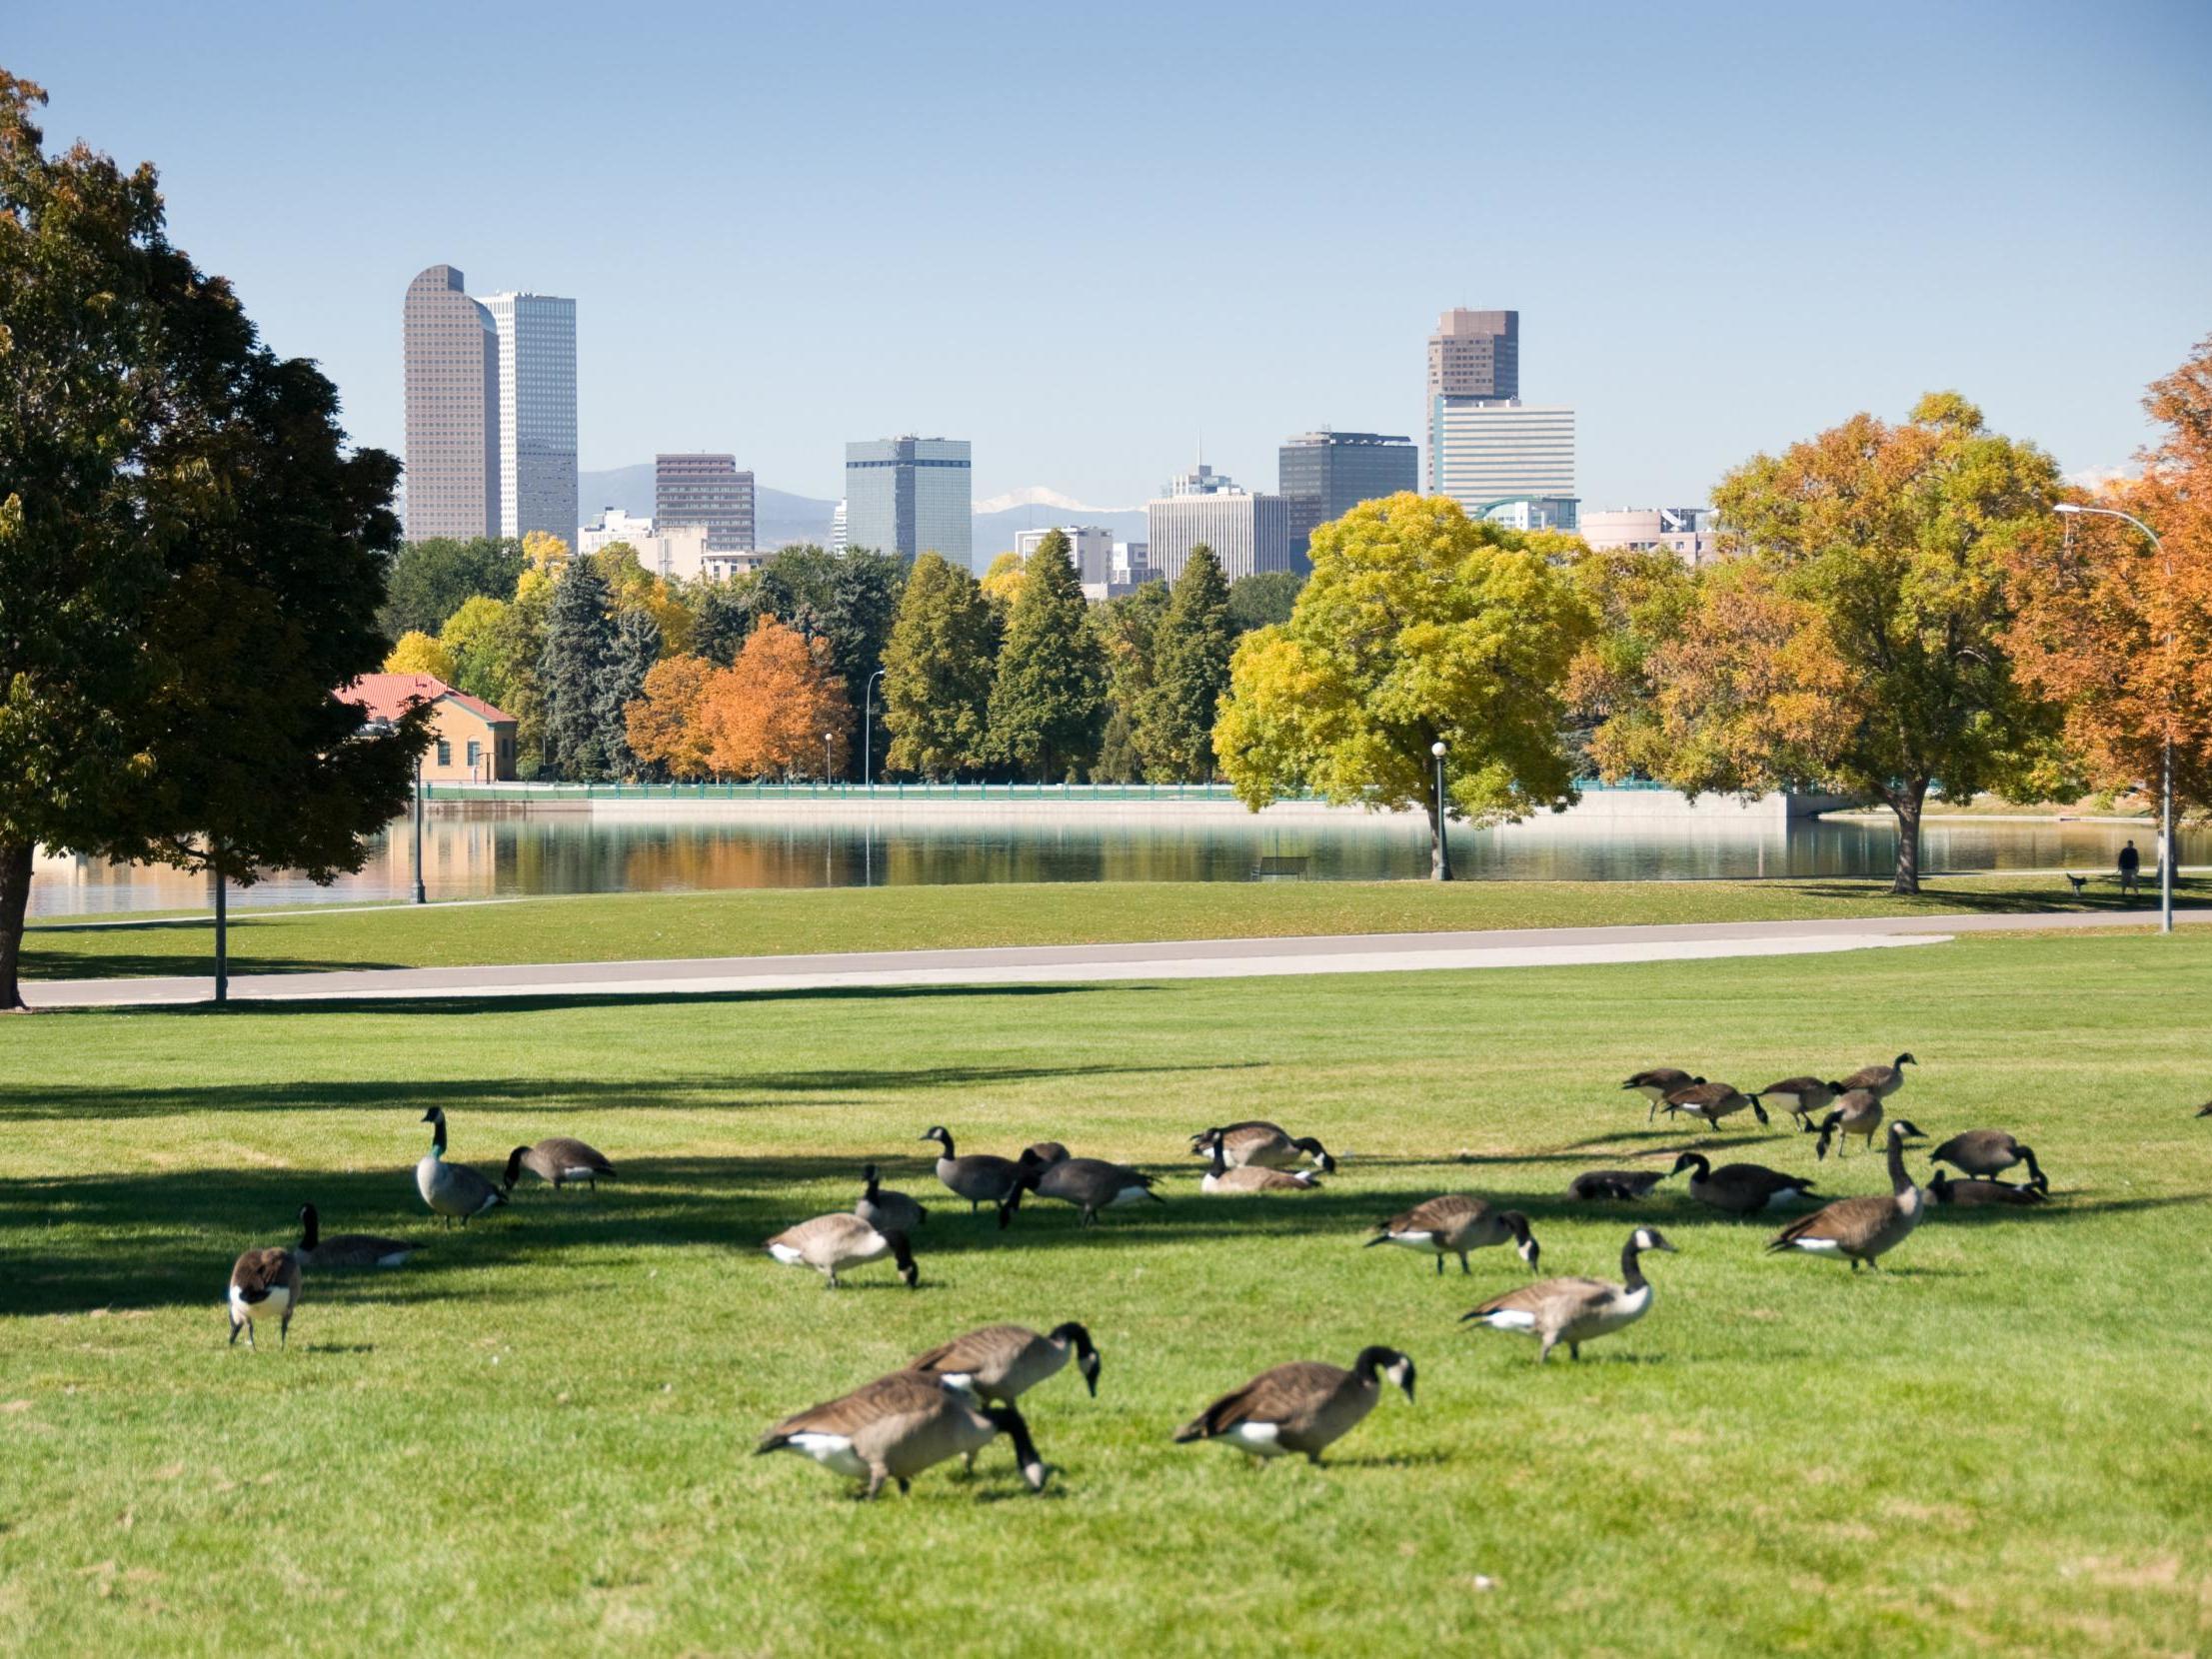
[22,872,2199,982]
[3,931,2209,1653]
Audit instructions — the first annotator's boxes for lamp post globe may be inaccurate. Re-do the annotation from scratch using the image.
[1429,740,1451,882]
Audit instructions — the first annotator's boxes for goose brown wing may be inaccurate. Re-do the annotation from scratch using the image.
[1388,1194,1481,1232]
[1771,1193,1891,1245]
[1181,1362,1347,1439]
[537,1136,615,1173]
[229,1247,299,1298]
[1471,1275,1608,1318]
[909,1324,1032,1378]
[761,1371,946,1448]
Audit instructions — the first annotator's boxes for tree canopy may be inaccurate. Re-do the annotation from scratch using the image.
[1138,545,1234,781]
[701,619,852,780]
[379,536,525,640]
[988,531,1106,782]
[882,553,999,780]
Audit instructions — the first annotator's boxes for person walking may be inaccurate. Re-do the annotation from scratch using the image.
[2119,838,2142,897]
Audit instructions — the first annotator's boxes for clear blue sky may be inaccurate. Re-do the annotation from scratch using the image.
[15,1,2210,508]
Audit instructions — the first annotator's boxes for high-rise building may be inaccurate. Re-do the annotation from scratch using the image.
[655,454,756,553]
[480,291,578,544]
[1429,401,1577,520]
[1278,430,1418,558]
[1015,525,1114,587]
[576,508,716,582]
[844,436,972,566]
[1425,308,1527,494]
[829,499,849,554]
[1144,464,1293,585]
[1578,507,1717,563]
[402,266,500,542]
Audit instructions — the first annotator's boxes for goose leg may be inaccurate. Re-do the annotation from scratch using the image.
[1433,1254,1443,1277]
[228,1316,242,1347]
[280,1310,291,1347]
[1569,1343,1580,1361]
[1459,1253,1470,1275]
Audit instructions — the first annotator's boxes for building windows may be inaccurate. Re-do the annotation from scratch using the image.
[466,740,481,771]
[437,739,452,767]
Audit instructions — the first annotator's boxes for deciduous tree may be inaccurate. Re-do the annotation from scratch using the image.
[379,536,524,639]
[1138,545,1233,781]
[882,553,998,780]
[700,619,853,781]
[988,531,1106,781]
[1567,546,1702,782]
[438,595,511,706]
[384,630,458,682]
[1227,570,1301,633]
[1214,495,1594,879]
[625,654,716,781]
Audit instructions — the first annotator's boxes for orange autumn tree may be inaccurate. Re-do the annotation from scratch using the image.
[2008,336,2212,826]
[701,619,854,780]
[625,654,717,781]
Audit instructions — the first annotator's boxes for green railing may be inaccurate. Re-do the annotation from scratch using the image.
[419,778,1681,806]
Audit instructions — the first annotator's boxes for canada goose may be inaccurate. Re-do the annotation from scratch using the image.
[1927,1170,2046,1207]
[1567,1169,1664,1202]
[2197,1100,2212,1118]
[1185,1121,1335,1173]
[1661,1081,1769,1129]
[415,1108,507,1226]
[227,1245,302,1349]
[907,1322,1103,1402]
[1766,1120,1926,1270]
[1198,1131,1322,1194]
[1174,1346,1415,1465]
[1669,1152,1818,1215]
[857,1164,930,1236]
[1928,1130,2047,1193]
[1813,1089,1903,1160]
[1840,1052,1917,1098]
[918,1126,1024,1227]
[502,1136,615,1192]
[295,1203,418,1270]
[1023,1141,1072,1166]
[1752,1076,1838,1131]
[1019,1151,1163,1224]
[766,1213,919,1289]
[1367,1196,1538,1275]
[1461,1227,1677,1363]
[1622,1067,1704,1122]
[757,1371,1048,1499]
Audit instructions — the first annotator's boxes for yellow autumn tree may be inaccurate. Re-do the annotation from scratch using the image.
[699,619,854,780]
[384,630,457,682]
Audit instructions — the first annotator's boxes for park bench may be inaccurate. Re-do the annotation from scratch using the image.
[1253,855,1310,881]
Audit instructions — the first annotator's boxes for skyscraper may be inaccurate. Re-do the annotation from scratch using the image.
[1425,309,1519,492]
[1144,464,1292,585]
[655,454,756,553]
[844,437,972,566]
[1278,430,1418,557]
[1423,307,1574,522]
[480,291,578,544]
[402,266,499,542]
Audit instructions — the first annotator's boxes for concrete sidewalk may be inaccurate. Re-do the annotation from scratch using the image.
[23,905,2198,1010]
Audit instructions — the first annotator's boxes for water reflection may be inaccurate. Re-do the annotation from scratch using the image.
[26,806,2189,917]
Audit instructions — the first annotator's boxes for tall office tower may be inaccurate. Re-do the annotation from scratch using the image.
[1425,309,1519,491]
[829,499,849,554]
[1278,430,1418,558]
[655,454,757,553]
[1429,401,1577,521]
[480,291,578,543]
[844,436,972,566]
[1143,464,1292,585]
[402,265,500,541]
[1015,525,1114,587]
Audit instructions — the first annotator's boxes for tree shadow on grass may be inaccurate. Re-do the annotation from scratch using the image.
[29,981,1124,1018]
[22,950,412,983]
[1773,879,2210,917]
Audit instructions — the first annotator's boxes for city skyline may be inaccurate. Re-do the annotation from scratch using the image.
[20,3,2209,509]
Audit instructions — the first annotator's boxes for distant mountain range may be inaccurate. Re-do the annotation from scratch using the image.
[578,465,1149,565]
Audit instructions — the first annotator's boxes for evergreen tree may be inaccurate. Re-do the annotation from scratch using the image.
[603,607,663,779]
[691,578,758,666]
[1139,545,1235,780]
[882,553,1000,779]
[537,559,617,780]
[988,531,1106,781]
[1227,570,1303,633]
[825,549,909,776]
[1095,706,1143,784]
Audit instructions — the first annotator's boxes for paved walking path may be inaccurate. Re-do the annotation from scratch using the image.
[23,905,2201,1010]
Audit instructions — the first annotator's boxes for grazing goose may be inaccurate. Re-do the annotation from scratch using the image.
[1669,1152,1818,1215]
[1198,1131,1322,1194]
[907,1322,1103,1402]
[415,1108,508,1227]
[502,1136,615,1193]
[1461,1227,1677,1363]
[1174,1346,1415,1466]
[1928,1170,2047,1208]
[757,1371,1048,1499]
[295,1203,419,1270]
[1622,1067,1704,1123]
[1752,1076,1839,1132]
[1366,1196,1538,1275]
[1766,1120,1926,1270]
[918,1126,1025,1227]
[1813,1089,1898,1160]
[857,1164,930,1236]
[227,1244,302,1349]
[1840,1052,1916,1098]
[1185,1121,1336,1173]
[1662,1081,1769,1129]
[766,1213,919,1289]
[2197,1100,2212,1118]
[1928,1130,2047,1193]
[1567,1169,1665,1202]
[1022,1141,1073,1166]
[1019,1151,1163,1225]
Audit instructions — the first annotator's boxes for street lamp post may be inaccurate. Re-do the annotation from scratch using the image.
[1430,739,1452,882]
[824,733,834,787]
[864,668,886,787]
[412,760,427,905]
[2053,502,2174,933]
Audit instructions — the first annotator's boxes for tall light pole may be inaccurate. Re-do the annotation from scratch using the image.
[864,668,886,787]
[412,759,427,905]
[824,732,834,786]
[1430,739,1452,881]
[2053,503,2174,932]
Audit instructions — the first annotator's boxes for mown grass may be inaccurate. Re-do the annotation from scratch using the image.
[23,871,2202,982]
[3,931,2209,1655]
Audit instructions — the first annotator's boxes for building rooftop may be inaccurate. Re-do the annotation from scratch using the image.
[345,673,515,728]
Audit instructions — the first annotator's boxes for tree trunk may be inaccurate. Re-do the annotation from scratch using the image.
[214,861,229,1004]
[0,839,31,1012]
[1889,781,1928,895]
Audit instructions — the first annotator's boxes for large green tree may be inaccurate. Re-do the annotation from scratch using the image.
[1566,545,1702,782]
[1138,545,1234,781]
[988,531,1107,781]
[882,552,999,780]
[0,72,425,1007]
[1227,570,1302,633]
[379,536,525,639]
[603,607,663,779]
[1214,495,1594,879]
[1633,394,2071,892]
[537,558,617,780]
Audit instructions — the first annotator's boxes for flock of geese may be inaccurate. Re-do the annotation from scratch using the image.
[222,1054,2070,1501]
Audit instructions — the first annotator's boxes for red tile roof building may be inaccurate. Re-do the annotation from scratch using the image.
[345,674,518,782]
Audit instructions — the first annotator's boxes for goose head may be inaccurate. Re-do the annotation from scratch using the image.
[1631,1226,1678,1255]
[1354,1345,1417,1404]
[1501,1211,1540,1270]
[503,1146,530,1191]
[918,1126,952,1152]
[1051,1321,1103,1396]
